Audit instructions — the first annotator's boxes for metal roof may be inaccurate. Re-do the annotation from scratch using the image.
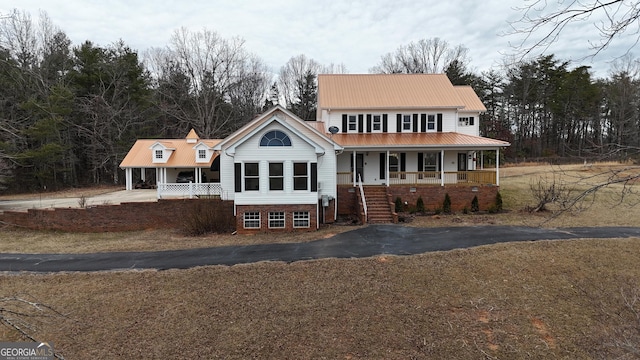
[330,132,510,148]
[120,132,221,168]
[317,74,476,110]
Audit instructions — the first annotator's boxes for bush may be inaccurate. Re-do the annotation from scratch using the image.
[495,191,503,212]
[181,201,235,236]
[416,196,425,213]
[471,195,479,212]
[395,197,403,213]
[443,193,452,214]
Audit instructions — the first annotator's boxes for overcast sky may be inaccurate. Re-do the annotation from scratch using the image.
[1,0,637,78]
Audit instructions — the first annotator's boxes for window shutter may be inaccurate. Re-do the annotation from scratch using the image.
[421,114,427,132]
[342,114,347,133]
[417,153,424,172]
[311,163,318,192]
[383,114,388,132]
[396,114,401,132]
[379,153,386,180]
[400,153,406,172]
[437,113,443,132]
[358,114,364,133]
[413,114,418,133]
[234,163,242,192]
[470,116,475,126]
[366,114,372,132]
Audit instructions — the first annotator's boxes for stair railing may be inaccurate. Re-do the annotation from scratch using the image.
[358,174,367,223]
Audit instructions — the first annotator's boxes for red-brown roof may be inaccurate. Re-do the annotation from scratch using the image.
[330,132,509,148]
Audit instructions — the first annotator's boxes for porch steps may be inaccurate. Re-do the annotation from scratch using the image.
[363,186,395,224]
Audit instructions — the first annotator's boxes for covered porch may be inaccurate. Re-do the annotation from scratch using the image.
[336,148,503,187]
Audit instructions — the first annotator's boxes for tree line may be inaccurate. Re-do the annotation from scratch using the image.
[0,9,638,192]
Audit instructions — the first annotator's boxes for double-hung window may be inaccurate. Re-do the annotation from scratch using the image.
[427,115,436,131]
[244,163,259,191]
[402,115,412,131]
[348,115,357,132]
[269,211,285,228]
[243,212,260,229]
[269,163,284,191]
[293,162,308,190]
[293,211,310,228]
[372,115,382,132]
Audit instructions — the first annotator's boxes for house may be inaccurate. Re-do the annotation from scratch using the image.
[120,74,510,233]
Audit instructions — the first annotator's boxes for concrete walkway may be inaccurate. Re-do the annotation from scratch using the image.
[0,189,158,212]
[1,225,639,273]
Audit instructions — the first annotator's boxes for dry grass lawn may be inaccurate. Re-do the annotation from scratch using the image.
[1,162,640,359]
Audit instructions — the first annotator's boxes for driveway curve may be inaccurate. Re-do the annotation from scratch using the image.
[2,225,640,273]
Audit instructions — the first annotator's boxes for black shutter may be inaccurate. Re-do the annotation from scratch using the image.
[421,114,427,132]
[379,153,386,180]
[417,153,424,171]
[342,114,347,133]
[437,113,443,132]
[358,114,364,133]
[470,116,475,126]
[311,163,318,192]
[234,163,242,192]
[382,114,388,132]
[366,114,372,132]
[413,114,418,133]
[396,114,402,132]
[400,153,406,172]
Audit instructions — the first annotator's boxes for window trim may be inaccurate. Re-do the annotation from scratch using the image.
[348,115,357,132]
[154,150,163,159]
[260,130,292,147]
[372,115,382,132]
[198,149,207,159]
[243,212,261,229]
[402,114,412,132]
[268,211,285,229]
[293,162,308,191]
[244,162,260,191]
[293,211,310,228]
[269,162,284,191]
[427,114,436,131]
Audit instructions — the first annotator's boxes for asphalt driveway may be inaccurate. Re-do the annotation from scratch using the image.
[2,225,640,273]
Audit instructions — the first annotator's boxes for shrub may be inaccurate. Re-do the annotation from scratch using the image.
[416,196,425,213]
[395,197,403,213]
[471,195,479,212]
[443,193,452,214]
[495,191,503,212]
[181,201,235,236]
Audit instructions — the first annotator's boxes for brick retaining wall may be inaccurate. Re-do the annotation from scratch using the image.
[0,199,235,233]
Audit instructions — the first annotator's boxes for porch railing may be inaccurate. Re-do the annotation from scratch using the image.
[157,182,226,199]
[337,171,496,186]
[357,174,367,223]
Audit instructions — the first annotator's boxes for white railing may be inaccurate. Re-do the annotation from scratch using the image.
[358,174,367,222]
[157,182,225,199]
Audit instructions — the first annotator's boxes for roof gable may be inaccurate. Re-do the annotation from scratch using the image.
[214,105,342,153]
[317,74,468,110]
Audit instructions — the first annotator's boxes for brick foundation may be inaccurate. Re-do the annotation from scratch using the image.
[235,204,318,234]
[338,185,499,215]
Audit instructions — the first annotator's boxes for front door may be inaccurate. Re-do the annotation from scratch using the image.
[356,153,364,182]
[458,153,467,181]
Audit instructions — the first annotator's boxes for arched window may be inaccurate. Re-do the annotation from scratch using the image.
[260,130,291,147]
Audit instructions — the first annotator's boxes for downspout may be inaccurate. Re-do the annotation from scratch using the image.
[440,150,444,186]
[386,150,390,187]
[496,147,500,186]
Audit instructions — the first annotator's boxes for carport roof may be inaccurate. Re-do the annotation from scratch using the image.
[120,136,221,168]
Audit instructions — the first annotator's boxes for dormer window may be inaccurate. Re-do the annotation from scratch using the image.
[260,130,292,146]
[155,150,163,159]
[198,149,207,159]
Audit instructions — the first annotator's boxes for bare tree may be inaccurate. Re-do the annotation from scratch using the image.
[508,0,640,59]
[147,28,270,138]
[369,38,470,74]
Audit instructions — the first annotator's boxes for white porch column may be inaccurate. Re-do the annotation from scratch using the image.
[352,150,356,186]
[195,168,201,184]
[440,150,445,186]
[496,148,500,186]
[125,168,133,190]
[140,168,146,182]
[481,151,484,170]
[385,150,390,187]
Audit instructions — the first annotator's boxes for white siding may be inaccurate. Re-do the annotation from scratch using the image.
[220,120,337,204]
[325,109,460,134]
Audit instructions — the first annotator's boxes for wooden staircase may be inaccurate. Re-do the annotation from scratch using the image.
[363,186,396,224]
